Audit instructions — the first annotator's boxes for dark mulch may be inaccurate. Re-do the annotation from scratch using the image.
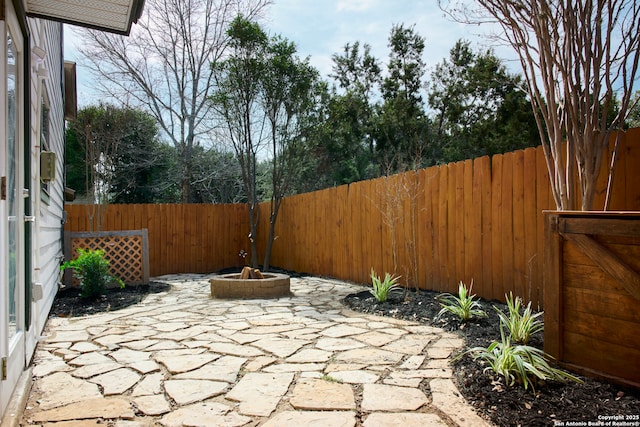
[49,282,171,318]
[342,288,640,427]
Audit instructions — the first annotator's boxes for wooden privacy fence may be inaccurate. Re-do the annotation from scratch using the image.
[64,128,640,307]
[64,203,248,276]
[256,128,640,307]
[544,211,640,387]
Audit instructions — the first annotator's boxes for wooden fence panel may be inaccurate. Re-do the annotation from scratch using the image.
[335,187,345,278]
[544,211,640,388]
[352,181,368,285]
[298,192,307,273]
[444,164,456,292]
[512,150,526,299]
[358,180,372,283]
[501,151,515,298]
[523,148,538,304]
[490,154,504,301]
[436,165,448,292]
[453,161,464,287]
[366,178,383,280]
[396,176,409,282]
[468,159,482,289]
[478,156,493,299]
[536,148,551,307]
[64,204,247,276]
[608,132,627,211]
[303,191,314,273]
[625,128,640,208]
[422,169,435,287]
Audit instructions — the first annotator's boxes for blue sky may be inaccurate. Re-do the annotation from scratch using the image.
[64,0,515,106]
[266,0,509,78]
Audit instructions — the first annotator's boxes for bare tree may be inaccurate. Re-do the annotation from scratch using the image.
[373,151,425,293]
[78,0,271,203]
[441,0,640,210]
[69,107,123,231]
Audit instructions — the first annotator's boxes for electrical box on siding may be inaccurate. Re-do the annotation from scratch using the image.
[40,151,56,182]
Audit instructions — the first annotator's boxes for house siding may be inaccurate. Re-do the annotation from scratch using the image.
[27,17,65,354]
[2,15,66,420]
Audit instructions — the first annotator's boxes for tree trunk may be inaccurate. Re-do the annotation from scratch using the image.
[263,219,275,272]
[263,199,281,272]
[248,202,259,268]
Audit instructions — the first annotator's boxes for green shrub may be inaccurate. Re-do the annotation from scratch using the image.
[437,280,487,321]
[495,293,544,344]
[61,248,124,299]
[463,326,582,391]
[369,269,402,303]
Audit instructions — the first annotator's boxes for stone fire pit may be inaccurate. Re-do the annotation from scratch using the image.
[210,269,291,299]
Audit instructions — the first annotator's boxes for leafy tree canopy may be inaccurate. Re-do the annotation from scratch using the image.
[65,104,173,204]
[429,39,538,163]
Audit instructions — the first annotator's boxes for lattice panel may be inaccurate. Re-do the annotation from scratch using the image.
[64,230,149,287]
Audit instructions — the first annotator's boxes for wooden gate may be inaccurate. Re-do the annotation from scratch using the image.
[544,211,640,387]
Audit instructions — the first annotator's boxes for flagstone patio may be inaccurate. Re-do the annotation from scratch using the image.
[18,274,491,426]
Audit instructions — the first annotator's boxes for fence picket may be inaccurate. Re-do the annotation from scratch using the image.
[501,152,515,297]
[489,154,503,301]
[470,158,483,293]
[625,129,640,208]
[523,148,538,304]
[513,150,526,298]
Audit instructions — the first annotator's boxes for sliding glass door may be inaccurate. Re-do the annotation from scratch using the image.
[0,3,25,416]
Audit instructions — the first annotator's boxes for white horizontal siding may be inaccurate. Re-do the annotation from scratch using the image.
[27,17,65,349]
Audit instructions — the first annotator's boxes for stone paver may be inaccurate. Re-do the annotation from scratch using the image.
[155,353,217,373]
[289,378,355,410]
[133,394,171,416]
[37,372,102,409]
[328,369,379,384]
[364,413,448,427]
[361,383,429,411]
[262,411,356,427]
[20,274,492,426]
[30,398,134,423]
[431,378,493,427]
[226,372,293,416]
[158,402,247,427]
[164,379,228,405]
[88,368,141,395]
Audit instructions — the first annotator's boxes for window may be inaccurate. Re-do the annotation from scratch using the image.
[40,92,51,204]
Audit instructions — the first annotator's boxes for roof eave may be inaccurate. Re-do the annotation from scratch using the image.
[25,0,145,36]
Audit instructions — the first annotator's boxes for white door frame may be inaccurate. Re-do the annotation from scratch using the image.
[0,0,26,417]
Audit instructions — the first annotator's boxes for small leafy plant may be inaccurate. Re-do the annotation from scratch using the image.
[60,248,124,299]
[437,280,487,321]
[495,293,544,344]
[320,374,343,383]
[462,326,582,391]
[369,269,402,303]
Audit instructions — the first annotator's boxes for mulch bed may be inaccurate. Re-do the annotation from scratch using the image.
[49,281,171,318]
[342,288,640,427]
